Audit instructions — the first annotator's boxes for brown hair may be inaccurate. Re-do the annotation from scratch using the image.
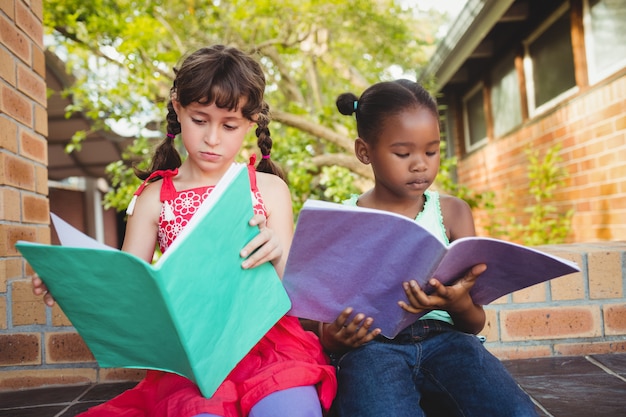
[137,45,284,180]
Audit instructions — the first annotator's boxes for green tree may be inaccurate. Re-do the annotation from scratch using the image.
[44,0,452,211]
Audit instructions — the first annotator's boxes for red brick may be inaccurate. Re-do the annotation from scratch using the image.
[0,0,15,18]
[19,129,46,163]
[0,333,40,366]
[604,303,626,335]
[0,257,22,292]
[0,84,33,126]
[554,340,626,356]
[0,223,36,256]
[588,250,623,299]
[15,0,43,47]
[0,14,30,63]
[0,187,20,221]
[486,345,553,360]
[0,368,96,391]
[51,304,72,327]
[550,271,585,301]
[34,103,47,136]
[22,193,49,223]
[0,115,18,152]
[30,0,43,21]
[17,63,46,106]
[0,47,15,86]
[46,332,95,363]
[33,164,48,196]
[512,282,547,303]
[501,306,601,341]
[0,153,35,190]
[100,368,146,382]
[11,279,46,325]
[32,45,45,77]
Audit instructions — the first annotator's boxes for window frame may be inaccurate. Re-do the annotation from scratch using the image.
[523,3,579,117]
[490,52,523,138]
[462,82,488,153]
[583,0,626,84]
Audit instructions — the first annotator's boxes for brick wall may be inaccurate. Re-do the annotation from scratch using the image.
[0,0,141,392]
[461,70,626,243]
[482,242,626,359]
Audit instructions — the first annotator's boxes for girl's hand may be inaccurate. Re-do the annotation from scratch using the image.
[319,307,381,353]
[398,263,487,314]
[398,264,487,334]
[32,274,56,307]
[240,214,282,269]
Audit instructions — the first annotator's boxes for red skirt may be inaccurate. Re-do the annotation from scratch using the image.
[80,316,337,417]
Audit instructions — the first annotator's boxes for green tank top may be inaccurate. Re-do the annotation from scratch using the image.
[344,191,453,325]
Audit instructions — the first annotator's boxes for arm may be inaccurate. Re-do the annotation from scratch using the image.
[120,181,162,262]
[399,195,486,334]
[32,181,162,305]
[240,172,293,276]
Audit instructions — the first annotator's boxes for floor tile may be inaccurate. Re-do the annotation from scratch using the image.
[0,384,89,408]
[79,382,137,401]
[515,373,626,417]
[0,406,67,417]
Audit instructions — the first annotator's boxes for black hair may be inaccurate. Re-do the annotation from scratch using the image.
[336,79,438,144]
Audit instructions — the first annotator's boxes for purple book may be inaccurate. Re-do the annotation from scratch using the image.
[282,199,580,338]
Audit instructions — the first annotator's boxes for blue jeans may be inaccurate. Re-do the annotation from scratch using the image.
[332,320,538,417]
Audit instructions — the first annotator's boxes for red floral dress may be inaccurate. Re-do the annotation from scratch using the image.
[80,162,337,417]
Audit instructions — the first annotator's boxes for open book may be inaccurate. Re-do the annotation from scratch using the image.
[15,163,291,398]
[282,199,580,338]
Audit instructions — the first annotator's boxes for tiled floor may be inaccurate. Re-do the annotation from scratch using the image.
[1,353,625,416]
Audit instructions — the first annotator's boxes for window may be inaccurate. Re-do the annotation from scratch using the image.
[491,53,522,137]
[463,84,487,152]
[524,5,577,114]
[585,0,626,83]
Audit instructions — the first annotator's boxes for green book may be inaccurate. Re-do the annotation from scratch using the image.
[15,163,291,398]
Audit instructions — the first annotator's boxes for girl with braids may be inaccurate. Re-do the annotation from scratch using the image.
[32,45,336,417]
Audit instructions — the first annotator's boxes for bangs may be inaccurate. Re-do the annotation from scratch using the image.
[173,46,265,119]
[197,80,244,112]
[178,73,243,111]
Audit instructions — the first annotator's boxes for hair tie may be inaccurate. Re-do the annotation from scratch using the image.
[262,154,271,160]
[353,100,358,111]
[166,133,176,139]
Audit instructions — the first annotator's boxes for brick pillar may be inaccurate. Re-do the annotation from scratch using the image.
[0,0,51,389]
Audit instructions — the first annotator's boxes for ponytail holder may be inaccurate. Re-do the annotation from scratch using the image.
[262,154,271,160]
[166,133,176,139]
[353,100,358,111]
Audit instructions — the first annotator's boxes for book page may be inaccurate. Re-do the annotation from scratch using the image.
[435,237,580,305]
[51,213,114,250]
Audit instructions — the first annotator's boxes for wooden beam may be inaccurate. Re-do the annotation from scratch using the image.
[499,1,529,22]
[470,40,494,59]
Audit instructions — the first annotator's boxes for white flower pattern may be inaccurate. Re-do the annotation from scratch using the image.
[158,185,267,253]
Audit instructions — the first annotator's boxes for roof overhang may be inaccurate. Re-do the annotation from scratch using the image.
[419,0,516,92]
[46,50,135,181]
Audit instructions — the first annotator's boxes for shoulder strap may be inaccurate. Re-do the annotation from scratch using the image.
[126,168,178,215]
[247,155,259,192]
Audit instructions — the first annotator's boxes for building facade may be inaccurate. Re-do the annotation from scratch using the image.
[421,0,626,242]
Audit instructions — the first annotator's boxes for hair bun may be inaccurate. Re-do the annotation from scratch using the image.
[336,92,359,116]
